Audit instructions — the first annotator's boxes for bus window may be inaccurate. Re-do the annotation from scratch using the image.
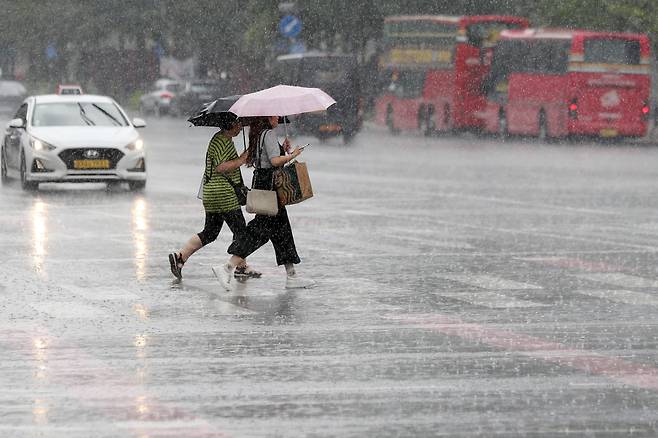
[529,41,570,74]
[483,40,529,95]
[466,21,525,47]
[584,38,641,64]
[387,70,425,99]
[483,39,568,97]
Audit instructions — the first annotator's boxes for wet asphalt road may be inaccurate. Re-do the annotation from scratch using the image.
[2,116,658,437]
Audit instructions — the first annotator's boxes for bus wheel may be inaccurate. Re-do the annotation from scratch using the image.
[441,105,452,134]
[422,106,435,136]
[386,106,399,135]
[538,111,548,142]
[498,111,508,138]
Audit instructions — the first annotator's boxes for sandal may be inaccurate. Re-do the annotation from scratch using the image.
[168,252,184,280]
[234,265,262,278]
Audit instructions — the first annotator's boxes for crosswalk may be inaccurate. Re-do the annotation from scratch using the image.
[7,252,658,316]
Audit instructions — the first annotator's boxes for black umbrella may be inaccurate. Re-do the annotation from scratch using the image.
[187,95,241,127]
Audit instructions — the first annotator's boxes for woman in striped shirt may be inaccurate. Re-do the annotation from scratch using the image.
[168,114,259,280]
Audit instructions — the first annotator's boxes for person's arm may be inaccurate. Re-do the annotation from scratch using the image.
[264,131,302,167]
[216,149,247,173]
[270,149,301,167]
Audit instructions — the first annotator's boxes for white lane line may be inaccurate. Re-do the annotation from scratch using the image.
[574,289,658,307]
[575,273,658,288]
[438,274,542,290]
[30,302,109,319]
[436,292,548,308]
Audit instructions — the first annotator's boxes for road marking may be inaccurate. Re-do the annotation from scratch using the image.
[574,289,658,307]
[384,313,658,391]
[438,274,542,290]
[516,256,620,272]
[436,292,548,308]
[30,302,109,319]
[576,273,658,288]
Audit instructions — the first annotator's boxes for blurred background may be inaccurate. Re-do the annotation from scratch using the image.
[0,0,654,111]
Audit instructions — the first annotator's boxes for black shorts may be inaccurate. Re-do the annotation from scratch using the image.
[197,209,247,246]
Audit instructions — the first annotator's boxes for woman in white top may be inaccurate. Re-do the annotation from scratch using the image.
[212,116,315,290]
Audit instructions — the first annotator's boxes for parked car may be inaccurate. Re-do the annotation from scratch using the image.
[0,94,147,191]
[56,84,83,95]
[0,80,27,114]
[139,78,181,116]
[170,79,230,117]
[268,52,363,143]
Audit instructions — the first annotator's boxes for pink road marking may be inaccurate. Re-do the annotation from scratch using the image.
[0,328,230,437]
[385,314,658,391]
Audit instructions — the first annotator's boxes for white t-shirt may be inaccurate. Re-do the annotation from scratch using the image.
[255,130,281,169]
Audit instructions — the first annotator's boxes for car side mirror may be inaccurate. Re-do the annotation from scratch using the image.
[132,117,147,128]
[8,118,25,129]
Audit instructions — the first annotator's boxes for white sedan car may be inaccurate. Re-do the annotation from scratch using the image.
[0,94,147,191]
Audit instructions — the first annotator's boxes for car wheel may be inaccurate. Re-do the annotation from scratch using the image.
[106,181,121,191]
[128,180,146,191]
[343,129,356,144]
[20,152,38,191]
[1,146,9,184]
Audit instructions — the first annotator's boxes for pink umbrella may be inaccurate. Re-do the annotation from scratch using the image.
[228,85,335,117]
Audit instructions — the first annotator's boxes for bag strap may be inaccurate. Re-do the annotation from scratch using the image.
[256,129,268,170]
[203,149,211,184]
[218,173,243,188]
[204,135,245,186]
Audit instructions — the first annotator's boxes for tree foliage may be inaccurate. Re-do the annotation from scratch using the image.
[0,0,654,98]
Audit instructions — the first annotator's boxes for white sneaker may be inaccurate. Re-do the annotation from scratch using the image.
[285,275,316,289]
[212,264,234,291]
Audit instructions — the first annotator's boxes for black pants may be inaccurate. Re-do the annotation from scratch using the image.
[228,168,300,266]
[197,209,246,246]
[228,206,300,266]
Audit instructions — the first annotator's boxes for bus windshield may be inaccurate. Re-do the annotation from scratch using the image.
[584,38,641,65]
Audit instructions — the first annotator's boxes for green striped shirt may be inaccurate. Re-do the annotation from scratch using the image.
[202,133,242,213]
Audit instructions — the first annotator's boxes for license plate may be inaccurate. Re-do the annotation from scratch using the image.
[319,124,342,132]
[600,128,618,138]
[73,159,109,169]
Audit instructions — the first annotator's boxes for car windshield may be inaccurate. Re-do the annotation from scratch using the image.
[0,81,27,96]
[32,102,128,127]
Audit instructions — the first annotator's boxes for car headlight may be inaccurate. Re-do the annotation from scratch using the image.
[31,137,57,151]
[126,139,144,151]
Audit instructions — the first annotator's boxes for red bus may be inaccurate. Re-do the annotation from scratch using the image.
[374,15,529,135]
[480,29,652,139]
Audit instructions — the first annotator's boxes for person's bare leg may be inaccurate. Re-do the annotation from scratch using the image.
[178,235,203,263]
[228,255,244,268]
